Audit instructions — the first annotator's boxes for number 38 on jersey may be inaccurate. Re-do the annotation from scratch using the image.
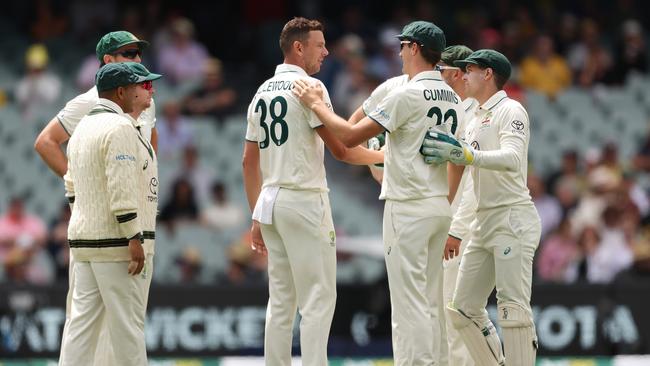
[255,96,289,149]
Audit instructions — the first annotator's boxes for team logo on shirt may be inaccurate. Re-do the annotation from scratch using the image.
[504,246,511,255]
[329,230,336,247]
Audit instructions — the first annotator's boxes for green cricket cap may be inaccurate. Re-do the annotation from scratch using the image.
[440,45,474,66]
[96,31,149,61]
[95,62,162,92]
[454,49,512,80]
[396,21,446,52]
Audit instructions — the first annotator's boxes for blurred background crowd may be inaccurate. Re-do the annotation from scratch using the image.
[1,0,650,289]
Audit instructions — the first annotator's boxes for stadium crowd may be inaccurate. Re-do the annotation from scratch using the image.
[0,0,649,286]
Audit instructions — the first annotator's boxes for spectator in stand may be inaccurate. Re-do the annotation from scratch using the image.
[224,229,267,285]
[536,218,579,283]
[609,19,647,84]
[632,131,650,173]
[169,146,216,207]
[157,17,209,84]
[529,173,563,239]
[15,44,62,120]
[331,35,371,118]
[0,197,50,283]
[587,206,634,283]
[174,246,203,283]
[159,178,200,226]
[156,100,194,161]
[181,58,237,122]
[519,35,572,99]
[200,181,245,232]
[567,19,613,87]
[75,54,101,91]
[367,26,403,80]
[545,150,582,195]
[46,203,71,281]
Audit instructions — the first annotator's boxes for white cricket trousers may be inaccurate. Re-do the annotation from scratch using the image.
[452,204,541,364]
[261,189,337,366]
[383,196,451,366]
[59,255,153,366]
[443,239,474,366]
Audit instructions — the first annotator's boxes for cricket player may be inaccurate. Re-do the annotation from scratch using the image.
[436,45,479,366]
[242,17,383,366]
[421,49,541,365]
[33,31,155,365]
[293,21,465,365]
[59,62,161,366]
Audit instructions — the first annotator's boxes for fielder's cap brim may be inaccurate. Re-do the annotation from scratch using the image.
[136,72,162,83]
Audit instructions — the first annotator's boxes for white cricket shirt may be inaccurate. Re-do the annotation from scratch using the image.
[367,70,465,201]
[245,64,333,192]
[462,90,533,210]
[57,86,156,141]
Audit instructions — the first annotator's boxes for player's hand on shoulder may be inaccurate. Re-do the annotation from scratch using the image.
[250,221,267,256]
[292,78,324,108]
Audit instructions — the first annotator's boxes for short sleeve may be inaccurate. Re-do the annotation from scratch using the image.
[56,87,99,136]
[367,88,409,133]
[245,96,259,142]
[362,75,406,116]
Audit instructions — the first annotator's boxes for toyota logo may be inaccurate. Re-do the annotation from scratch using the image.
[511,120,524,130]
[149,178,158,195]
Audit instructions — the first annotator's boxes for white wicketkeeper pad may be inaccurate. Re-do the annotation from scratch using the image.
[446,304,505,366]
[498,302,538,366]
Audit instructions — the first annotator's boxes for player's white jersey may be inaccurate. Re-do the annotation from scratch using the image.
[245,64,333,192]
[362,74,409,116]
[56,86,156,141]
[367,70,465,201]
[464,90,532,209]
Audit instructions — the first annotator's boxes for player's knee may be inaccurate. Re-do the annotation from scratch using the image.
[498,301,533,328]
[446,303,473,329]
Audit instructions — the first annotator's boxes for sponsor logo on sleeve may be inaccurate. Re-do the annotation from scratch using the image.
[511,120,526,135]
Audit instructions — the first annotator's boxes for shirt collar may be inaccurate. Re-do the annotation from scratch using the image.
[479,90,508,111]
[275,63,309,77]
[97,98,126,115]
[97,98,140,127]
[410,70,443,83]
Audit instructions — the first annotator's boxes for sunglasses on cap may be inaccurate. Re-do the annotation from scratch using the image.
[139,80,153,91]
[112,49,141,59]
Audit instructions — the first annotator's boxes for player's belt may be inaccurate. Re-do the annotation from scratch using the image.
[69,231,156,248]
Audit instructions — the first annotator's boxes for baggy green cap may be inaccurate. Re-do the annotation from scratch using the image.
[96,31,149,61]
[396,21,446,52]
[95,62,162,92]
[440,45,474,66]
[454,49,512,80]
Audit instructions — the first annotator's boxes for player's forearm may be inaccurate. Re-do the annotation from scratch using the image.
[340,146,384,165]
[472,137,523,172]
[369,165,384,184]
[311,102,358,146]
[242,161,262,213]
[447,163,464,204]
[347,106,366,125]
[34,137,68,177]
[448,176,477,240]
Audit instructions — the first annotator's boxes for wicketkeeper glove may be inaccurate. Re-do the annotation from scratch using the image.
[420,129,475,165]
[368,132,386,167]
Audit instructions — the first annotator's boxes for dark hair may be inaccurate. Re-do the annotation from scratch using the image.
[279,17,324,56]
[419,47,441,66]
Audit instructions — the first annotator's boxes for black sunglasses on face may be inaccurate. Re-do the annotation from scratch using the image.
[112,49,141,59]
